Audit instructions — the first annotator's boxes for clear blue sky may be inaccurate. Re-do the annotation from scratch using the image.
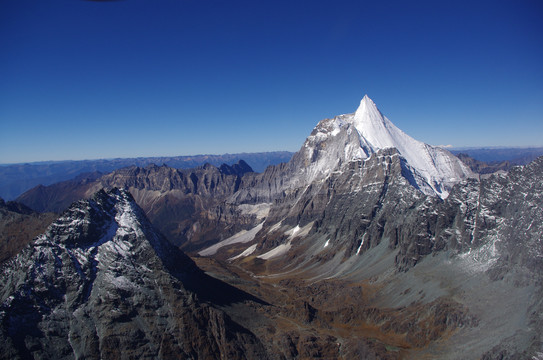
[1,0,542,164]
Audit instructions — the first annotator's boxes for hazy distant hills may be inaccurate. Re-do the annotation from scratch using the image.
[0,151,294,200]
[450,146,543,163]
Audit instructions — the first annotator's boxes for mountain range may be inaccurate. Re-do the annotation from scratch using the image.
[0,152,294,201]
[1,95,542,359]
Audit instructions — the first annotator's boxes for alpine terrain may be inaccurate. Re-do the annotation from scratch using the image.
[2,95,542,359]
[0,188,270,359]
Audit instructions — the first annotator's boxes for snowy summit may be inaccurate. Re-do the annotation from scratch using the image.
[295,95,473,198]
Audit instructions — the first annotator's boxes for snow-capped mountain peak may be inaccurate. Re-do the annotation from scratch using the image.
[352,95,406,151]
[290,95,473,198]
[354,94,382,125]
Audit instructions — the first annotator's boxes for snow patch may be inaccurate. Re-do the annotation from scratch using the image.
[116,202,144,238]
[458,235,500,273]
[257,222,314,260]
[229,243,258,260]
[199,222,264,256]
[267,221,282,234]
[356,233,367,255]
[106,274,137,290]
[257,242,292,260]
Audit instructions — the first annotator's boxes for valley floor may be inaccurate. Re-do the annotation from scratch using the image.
[193,254,487,360]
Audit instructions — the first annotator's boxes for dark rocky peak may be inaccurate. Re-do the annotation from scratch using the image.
[200,162,216,171]
[0,197,35,215]
[1,187,267,359]
[40,187,119,248]
[37,187,192,269]
[219,159,254,176]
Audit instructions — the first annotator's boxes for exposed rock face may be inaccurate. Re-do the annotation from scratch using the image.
[0,199,57,263]
[0,188,267,359]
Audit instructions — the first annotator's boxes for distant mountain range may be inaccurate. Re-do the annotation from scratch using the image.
[450,146,543,163]
[0,152,294,200]
[2,144,542,202]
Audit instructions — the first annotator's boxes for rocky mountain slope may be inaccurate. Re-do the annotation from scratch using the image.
[198,97,543,358]
[208,154,543,359]
[0,188,271,359]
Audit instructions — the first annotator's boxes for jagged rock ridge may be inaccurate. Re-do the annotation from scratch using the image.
[225,155,543,359]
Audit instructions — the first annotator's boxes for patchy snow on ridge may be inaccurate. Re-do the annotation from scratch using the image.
[457,235,500,274]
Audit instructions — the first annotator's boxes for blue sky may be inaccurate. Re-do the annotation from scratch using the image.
[1,0,542,164]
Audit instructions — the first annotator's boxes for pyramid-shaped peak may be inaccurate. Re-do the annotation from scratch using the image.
[353,95,386,130]
[354,95,381,121]
[361,94,374,104]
